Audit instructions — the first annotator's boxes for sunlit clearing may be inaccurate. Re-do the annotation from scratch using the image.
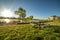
[1,9,14,17]
[4,19,11,23]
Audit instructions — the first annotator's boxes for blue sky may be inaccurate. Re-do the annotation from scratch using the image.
[0,0,60,19]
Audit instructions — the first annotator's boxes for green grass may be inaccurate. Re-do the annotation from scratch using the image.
[0,24,60,40]
[45,20,60,26]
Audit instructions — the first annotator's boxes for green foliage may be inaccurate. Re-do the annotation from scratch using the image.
[27,16,33,20]
[0,24,60,40]
[15,7,26,19]
[18,7,26,19]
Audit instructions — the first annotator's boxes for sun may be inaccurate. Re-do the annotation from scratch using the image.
[1,9,14,17]
[0,9,14,23]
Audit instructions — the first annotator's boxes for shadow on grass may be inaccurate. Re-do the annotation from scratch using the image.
[51,25,60,33]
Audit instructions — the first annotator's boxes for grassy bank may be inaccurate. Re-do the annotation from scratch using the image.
[0,24,60,40]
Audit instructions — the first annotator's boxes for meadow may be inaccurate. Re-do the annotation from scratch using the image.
[0,21,60,40]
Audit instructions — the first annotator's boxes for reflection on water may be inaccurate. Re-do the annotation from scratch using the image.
[4,19,11,23]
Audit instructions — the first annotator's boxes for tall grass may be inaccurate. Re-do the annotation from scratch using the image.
[0,24,60,40]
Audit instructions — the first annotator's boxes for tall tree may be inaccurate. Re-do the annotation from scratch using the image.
[15,7,26,20]
[18,7,26,19]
